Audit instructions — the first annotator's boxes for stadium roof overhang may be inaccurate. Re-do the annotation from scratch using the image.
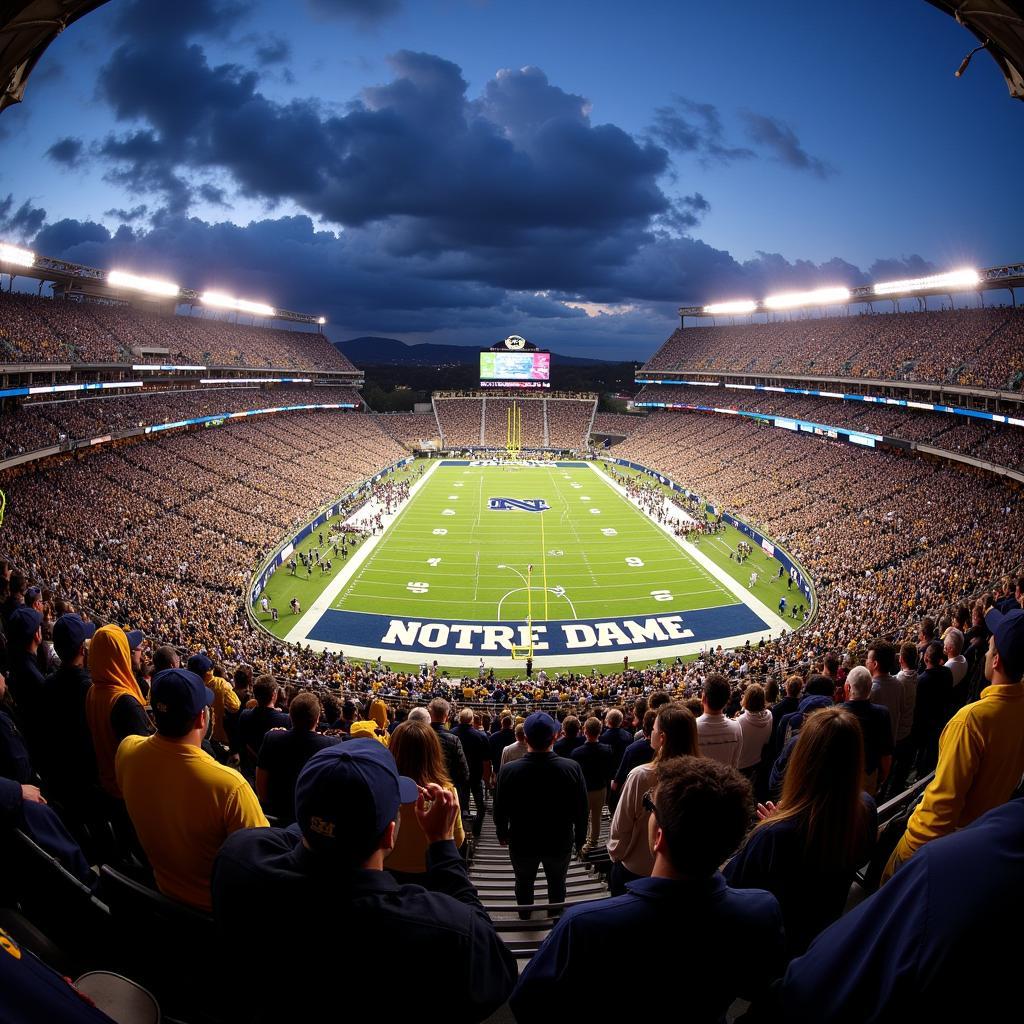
[679,263,1024,318]
[927,0,1024,100]
[0,0,111,112]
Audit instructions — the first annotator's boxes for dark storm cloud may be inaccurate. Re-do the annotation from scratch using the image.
[93,24,670,289]
[306,0,402,25]
[110,0,254,43]
[0,195,47,240]
[254,38,291,66]
[45,136,85,168]
[198,184,230,206]
[648,98,755,164]
[740,112,836,179]
[104,204,150,223]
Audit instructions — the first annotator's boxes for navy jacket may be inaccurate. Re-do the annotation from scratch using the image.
[614,736,653,787]
[724,793,877,957]
[781,798,1024,1022]
[453,723,491,783]
[488,727,517,767]
[840,700,894,775]
[0,710,33,784]
[431,722,471,790]
[599,726,633,775]
[213,830,517,1022]
[511,874,784,1021]
[553,734,584,759]
[494,751,588,855]
[570,740,614,792]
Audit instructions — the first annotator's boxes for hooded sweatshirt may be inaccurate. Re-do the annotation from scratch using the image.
[737,708,773,770]
[85,625,151,797]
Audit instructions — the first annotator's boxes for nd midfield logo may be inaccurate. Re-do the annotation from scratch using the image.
[488,497,550,513]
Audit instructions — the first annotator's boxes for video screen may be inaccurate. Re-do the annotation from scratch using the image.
[480,351,550,382]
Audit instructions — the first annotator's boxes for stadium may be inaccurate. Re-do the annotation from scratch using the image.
[0,2,1022,1023]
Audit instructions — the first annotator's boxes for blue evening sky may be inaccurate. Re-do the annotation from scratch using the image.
[0,0,1020,358]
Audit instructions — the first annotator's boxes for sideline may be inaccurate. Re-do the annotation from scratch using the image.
[284,459,442,644]
[589,461,790,635]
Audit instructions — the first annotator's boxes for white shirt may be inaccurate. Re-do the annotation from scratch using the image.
[946,655,968,688]
[696,713,742,767]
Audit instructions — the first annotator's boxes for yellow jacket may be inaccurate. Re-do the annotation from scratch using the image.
[895,682,1024,862]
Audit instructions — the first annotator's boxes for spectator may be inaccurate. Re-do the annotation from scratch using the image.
[607,705,698,895]
[493,712,588,917]
[780,798,1024,1023]
[570,717,614,856]
[867,639,904,745]
[911,640,954,775]
[599,708,633,782]
[213,742,518,1022]
[0,670,33,784]
[238,674,289,769]
[255,692,338,824]
[452,707,491,837]
[841,665,894,796]
[500,723,529,768]
[943,627,969,704]
[84,625,152,799]
[116,669,268,910]
[188,653,240,756]
[386,719,465,881]
[735,683,772,780]
[726,706,877,956]
[428,697,470,814]
[611,709,657,793]
[883,607,1024,881]
[553,715,583,758]
[488,714,517,774]
[696,674,742,766]
[510,756,784,1021]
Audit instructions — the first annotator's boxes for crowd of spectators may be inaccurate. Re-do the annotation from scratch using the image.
[0,386,363,462]
[643,306,1024,391]
[372,412,440,449]
[434,397,484,446]
[0,291,356,371]
[545,398,595,449]
[482,397,545,447]
[592,412,644,437]
[634,385,1024,472]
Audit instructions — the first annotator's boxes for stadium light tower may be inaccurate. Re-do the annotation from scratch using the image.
[873,267,980,296]
[0,242,35,267]
[703,299,757,315]
[764,286,851,310]
[108,270,180,297]
[200,291,275,317]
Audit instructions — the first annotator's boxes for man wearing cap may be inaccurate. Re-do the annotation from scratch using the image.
[116,668,268,911]
[212,741,517,1021]
[493,712,588,915]
[38,614,99,812]
[3,606,46,744]
[882,607,1024,882]
[188,653,240,756]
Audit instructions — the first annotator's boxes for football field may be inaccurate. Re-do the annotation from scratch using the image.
[271,459,793,669]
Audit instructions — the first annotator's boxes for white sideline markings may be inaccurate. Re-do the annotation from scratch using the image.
[587,462,790,636]
[284,460,442,645]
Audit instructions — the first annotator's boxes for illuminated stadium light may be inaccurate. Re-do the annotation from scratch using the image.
[873,267,980,296]
[764,286,851,310]
[108,270,180,297]
[201,291,275,317]
[0,242,35,267]
[703,299,757,315]
[317,317,326,325]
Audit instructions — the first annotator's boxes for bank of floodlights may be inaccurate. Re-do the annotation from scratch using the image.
[764,285,851,310]
[703,299,757,315]
[200,291,275,317]
[873,267,980,296]
[0,243,36,267]
[108,270,180,297]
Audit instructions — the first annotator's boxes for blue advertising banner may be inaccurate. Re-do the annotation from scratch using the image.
[306,603,769,657]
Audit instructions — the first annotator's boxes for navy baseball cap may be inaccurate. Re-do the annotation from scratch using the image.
[187,653,214,675]
[125,629,145,652]
[6,606,43,644]
[295,740,418,863]
[524,711,558,748]
[151,668,214,736]
[53,613,97,661]
[985,607,1024,681]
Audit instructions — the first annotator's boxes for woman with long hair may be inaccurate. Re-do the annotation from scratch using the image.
[385,719,465,882]
[607,704,699,895]
[725,705,877,957]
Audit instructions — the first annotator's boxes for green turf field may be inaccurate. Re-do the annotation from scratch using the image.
[332,461,734,623]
